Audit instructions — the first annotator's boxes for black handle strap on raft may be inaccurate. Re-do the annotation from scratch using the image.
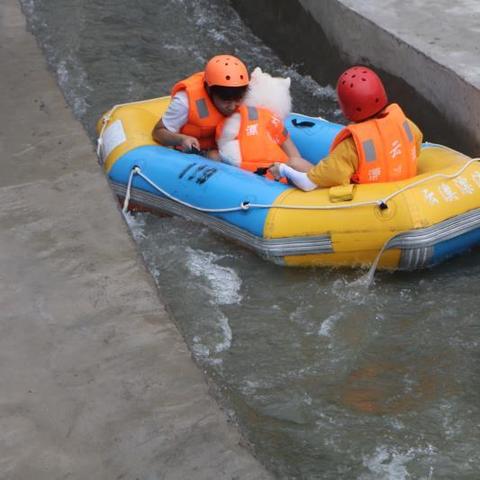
[292,118,315,128]
[254,167,270,176]
[184,146,202,155]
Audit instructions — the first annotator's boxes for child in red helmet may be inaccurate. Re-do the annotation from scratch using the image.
[269,66,423,190]
[152,55,250,155]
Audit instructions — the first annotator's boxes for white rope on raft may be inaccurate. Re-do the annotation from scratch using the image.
[122,167,254,214]
[121,158,480,214]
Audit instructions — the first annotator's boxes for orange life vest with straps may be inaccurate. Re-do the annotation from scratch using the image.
[171,72,224,150]
[330,103,418,183]
[217,105,289,176]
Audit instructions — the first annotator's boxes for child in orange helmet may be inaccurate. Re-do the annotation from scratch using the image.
[269,66,423,190]
[152,55,250,155]
[152,54,308,170]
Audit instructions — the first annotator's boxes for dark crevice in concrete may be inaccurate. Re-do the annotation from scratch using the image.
[231,0,474,156]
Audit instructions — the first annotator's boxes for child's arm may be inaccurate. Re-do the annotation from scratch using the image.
[269,163,317,191]
[281,137,314,172]
[152,119,200,151]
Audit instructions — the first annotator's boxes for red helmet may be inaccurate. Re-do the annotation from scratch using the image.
[204,55,249,88]
[336,66,388,122]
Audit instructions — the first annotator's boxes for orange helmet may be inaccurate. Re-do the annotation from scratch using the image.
[204,55,249,88]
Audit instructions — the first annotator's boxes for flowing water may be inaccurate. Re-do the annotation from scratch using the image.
[21,0,480,478]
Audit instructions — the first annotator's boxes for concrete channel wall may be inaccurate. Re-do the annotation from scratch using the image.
[232,0,480,156]
[0,1,272,478]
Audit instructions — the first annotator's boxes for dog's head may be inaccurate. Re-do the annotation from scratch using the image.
[244,67,292,119]
[249,67,291,89]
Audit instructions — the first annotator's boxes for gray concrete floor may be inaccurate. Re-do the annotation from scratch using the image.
[0,1,271,479]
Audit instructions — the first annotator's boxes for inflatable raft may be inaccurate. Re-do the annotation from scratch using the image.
[96,97,480,270]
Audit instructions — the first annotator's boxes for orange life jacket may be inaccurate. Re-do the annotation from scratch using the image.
[330,103,418,183]
[217,105,289,178]
[171,72,224,150]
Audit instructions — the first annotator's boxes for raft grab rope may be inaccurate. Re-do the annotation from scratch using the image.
[121,158,480,214]
[120,159,480,287]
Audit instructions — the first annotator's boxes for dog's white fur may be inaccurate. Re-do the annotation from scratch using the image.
[217,67,292,167]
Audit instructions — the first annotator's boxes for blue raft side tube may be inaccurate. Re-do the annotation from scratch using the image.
[107,114,344,237]
[108,145,289,237]
[428,228,480,267]
[285,113,344,165]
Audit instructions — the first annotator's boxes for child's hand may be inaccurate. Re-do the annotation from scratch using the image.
[268,163,283,180]
[180,135,200,152]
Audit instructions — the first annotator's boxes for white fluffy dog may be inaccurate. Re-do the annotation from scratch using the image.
[217,67,292,167]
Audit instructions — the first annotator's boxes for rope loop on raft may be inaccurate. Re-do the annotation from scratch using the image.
[120,158,480,215]
[122,166,257,214]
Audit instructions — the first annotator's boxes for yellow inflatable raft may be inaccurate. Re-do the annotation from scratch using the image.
[97,97,480,270]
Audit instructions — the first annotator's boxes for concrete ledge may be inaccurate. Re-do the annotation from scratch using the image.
[0,1,271,478]
[232,0,480,155]
[299,0,480,154]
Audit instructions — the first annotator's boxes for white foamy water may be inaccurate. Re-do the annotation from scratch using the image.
[184,248,240,355]
[123,217,236,358]
[56,60,87,118]
[318,311,343,337]
[185,247,242,306]
[123,211,147,240]
[190,310,233,361]
[331,276,383,306]
[214,312,233,353]
[361,445,437,480]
